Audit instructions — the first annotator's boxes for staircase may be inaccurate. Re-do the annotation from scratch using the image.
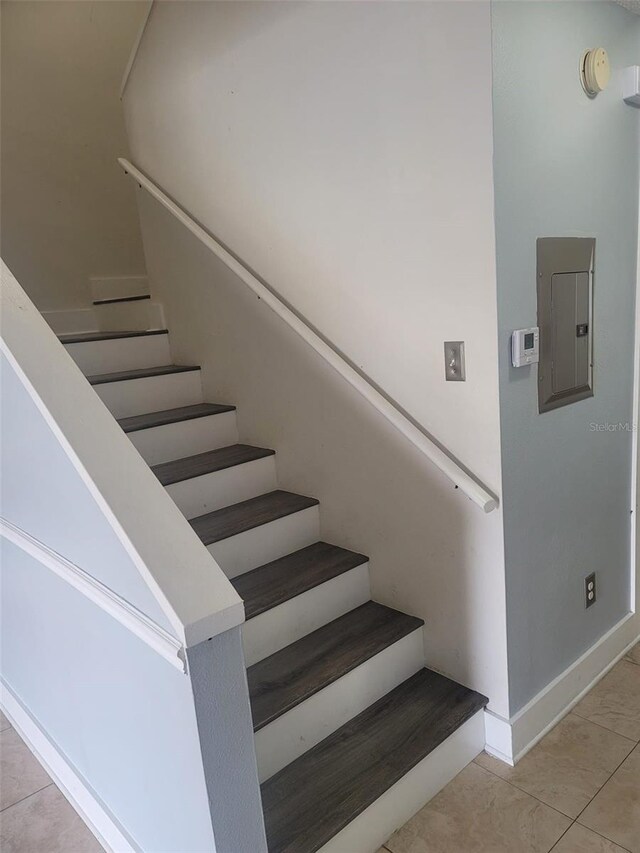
[58,292,488,853]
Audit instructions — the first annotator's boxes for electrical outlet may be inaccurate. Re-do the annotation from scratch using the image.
[585,572,596,608]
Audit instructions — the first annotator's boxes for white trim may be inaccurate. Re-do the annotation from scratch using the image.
[0,681,138,853]
[631,175,640,612]
[484,613,640,764]
[120,1,154,100]
[1,518,186,673]
[118,158,498,514]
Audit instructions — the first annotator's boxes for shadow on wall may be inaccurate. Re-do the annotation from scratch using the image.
[134,187,510,717]
[0,0,147,312]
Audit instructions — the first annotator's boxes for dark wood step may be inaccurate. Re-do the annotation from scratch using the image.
[262,668,488,853]
[190,490,318,546]
[60,329,168,344]
[248,602,423,732]
[87,364,200,386]
[152,444,275,487]
[93,294,151,305]
[118,403,235,434]
[232,542,368,621]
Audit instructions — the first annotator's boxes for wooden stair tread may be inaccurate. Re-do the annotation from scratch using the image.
[190,490,318,545]
[59,329,168,344]
[93,294,151,305]
[118,403,235,433]
[152,444,274,486]
[248,602,423,732]
[262,668,488,853]
[87,364,200,385]
[231,542,368,620]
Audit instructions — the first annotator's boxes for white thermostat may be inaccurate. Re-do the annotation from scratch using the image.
[512,327,539,367]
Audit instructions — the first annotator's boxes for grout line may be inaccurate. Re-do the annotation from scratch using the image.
[566,710,640,744]
[475,713,635,825]
[570,707,640,743]
[472,759,573,821]
[474,759,572,821]
[548,819,575,852]
[569,743,636,845]
[0,781,54,813]
[573,824,633,853]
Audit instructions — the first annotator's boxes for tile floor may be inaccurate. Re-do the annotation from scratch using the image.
[1,645,639,852]
[0,710,102,853]
[382,644,640,853]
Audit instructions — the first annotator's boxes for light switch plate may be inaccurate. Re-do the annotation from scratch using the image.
[444,341,465,381]
[623,66,640,106]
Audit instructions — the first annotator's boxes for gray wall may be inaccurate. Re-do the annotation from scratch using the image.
[1,350,265,852]
[492,0,640,713]
[0,354,171,628]
[1,541,218,853]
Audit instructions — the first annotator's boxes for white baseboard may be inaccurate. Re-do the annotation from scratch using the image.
[485,613,639,765]
[0,680,137,853]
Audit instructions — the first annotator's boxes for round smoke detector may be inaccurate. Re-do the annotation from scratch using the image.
[580,48,611,96]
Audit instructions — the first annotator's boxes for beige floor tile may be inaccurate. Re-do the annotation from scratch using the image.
[626,643,640,666]
[475,713,635,818]
[385,762,571,853]
[550,823,628,852]
[0,710,10,732]
[578,743,640,853]
[0,784,103,852]
[0,728,51,811]
[573,660,640,741]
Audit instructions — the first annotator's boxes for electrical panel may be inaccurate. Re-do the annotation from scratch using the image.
[537,237,595,413]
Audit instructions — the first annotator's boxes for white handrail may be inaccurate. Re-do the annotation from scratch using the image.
[118,157,499,513]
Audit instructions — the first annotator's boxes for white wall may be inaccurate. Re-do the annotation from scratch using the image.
[0,0,147,311]
[134,189,510,716]
[124,0,502,492]
[492,0,640,714]
[123,0,510,713]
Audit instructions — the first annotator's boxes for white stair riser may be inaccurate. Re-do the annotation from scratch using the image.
[95,371,203,419]
[65,335,170,375]
[164,456,277,520]
[96,301,165,331]
[207,506,320,578]
[42,308,98,335]
[255,627,425,783]
[318,711,485,853]
[127,411,239,465]
[242,562,370,667]
[90,275,149,301]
